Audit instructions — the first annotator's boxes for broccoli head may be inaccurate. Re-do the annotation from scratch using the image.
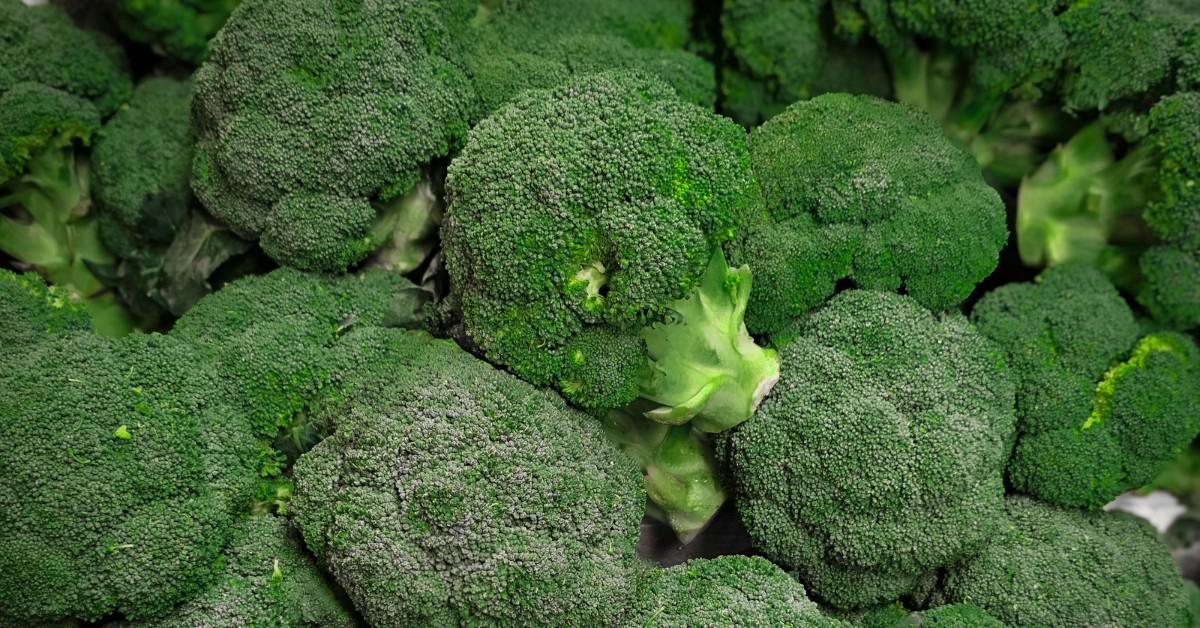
[634,555,848,627]
[1139,244,1200,329]
[941,496,1192,627]
[91,76,253,321]
[971,264,1200,508]
[0,0,134,335]
[443,71,778,429]
[115,516,354,628]
[192,0,477,272]
[727,93,1006,336]
[112,0,241,64]
[290,327,646,627]
[718,290,1016,609]
[0,268,90,352]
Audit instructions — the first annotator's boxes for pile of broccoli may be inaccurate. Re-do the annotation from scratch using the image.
[2,0,1199,626]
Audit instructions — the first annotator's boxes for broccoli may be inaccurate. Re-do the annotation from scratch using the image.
[940,496,1192,627]
[443,71,778,427]
[0,0,133,335]
[1016,92,1199,327]
[111,0,241,64]
[473,0,695,51]
[719,0,893,126]
[290,327,646,627]
[854,603,1006,627]
[91,76,253,323]
[971,264,1200,509]
[633,555,848,627]
[113,516,355,628]
[191,0,477,272]
[0,268,90,351]
[726,93,1006,336]
[717,289,1016,609]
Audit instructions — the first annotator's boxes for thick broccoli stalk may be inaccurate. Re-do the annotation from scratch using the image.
[633,555,848,627]
[114,517,354,628]
[972,264,1200,508]
[1017,93,1200,329]
[718,290,1016,609]
[112,0,240,64]
[291,327,646,626]
[941,496,1193,627]
[601,409,726,543]
[192,0,478,272]
[640,249,780,431]
[0,1,134,335]
[727,93,1007,336]
[91,77,253,323]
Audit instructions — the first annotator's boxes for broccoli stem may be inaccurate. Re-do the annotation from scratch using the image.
[638,248,780,433]
[1017,123,1160,284]
[368,169,442,273]
[601,409,726,543]
[0,139,131,336]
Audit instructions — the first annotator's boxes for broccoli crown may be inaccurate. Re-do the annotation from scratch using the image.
[290,327,646,627]
[727,93,1006,335]
[191,0,478,272]
[1139,244,1200,329]
[972,264,1200,508]
[719,289,1016,609]
[113,0,241,64]
[1058,0,1197,111]
[0,0,132,119]
[1143,91,1200,252]
[118,516,355,628]
[0,332,262,623]
[93,77,194,251]
[0,269,90,352]
[942,496,1192,627]
[443,72,760,410]
[0,81,100,184]
[634,555,848,627]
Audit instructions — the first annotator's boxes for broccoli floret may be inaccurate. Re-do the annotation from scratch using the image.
[1139,244,1200,329]
[0,0,134,335]
[112,0,241,64]
[718,290,1016,609]
[634,555,848,627]
[1017,91,1200,329]
[854,603,1006,627]
[720,0,893,126]
[91,76,252,321]
[290,327,646,627]
[115,517,354,628]
[192,0,476,272]
[726,93,1006,336]
[941,496,1192,627]
[475,0,695,51]
[1058,0,1198,112]
[0,268,90,351]
[443,72,778,428]
[971,264,1200,508]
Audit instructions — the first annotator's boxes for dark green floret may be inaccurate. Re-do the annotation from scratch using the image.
[192,0,477,272]
[0,268,90,352]
[854,603,1006,627]
[112,0,241,64]
[634,555,849,627]
[719,289,1016,609]
[972,264,1200,508]
[444,71,777,426]
[941,496,1192,627]
[727,93,1007,336]
[290,327,646,627]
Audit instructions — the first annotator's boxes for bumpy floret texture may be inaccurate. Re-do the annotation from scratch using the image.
[0,82,99,184]
[476,0,694,50]
[1139,244,1200,329]
[443,72,760,409]
[0,269,89,352]
[92,77,194,254]
[633,555,848,627]
[1143,91,1200,253]
[727,93,1006,335]
[855,603,1006,627]
[192,0,477,271]
[113,0,241,64]
[117,517,354,628]
[290,328,646,627]
[972,264,1200,508]
[719,290,1015,608]
[942,496,1192,627]
[0,0,132,120]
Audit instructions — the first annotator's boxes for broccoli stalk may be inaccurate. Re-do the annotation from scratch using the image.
[1,129,131,336]
[601,409,726,543]
[640,249,780,432]
[367,167,443,273]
